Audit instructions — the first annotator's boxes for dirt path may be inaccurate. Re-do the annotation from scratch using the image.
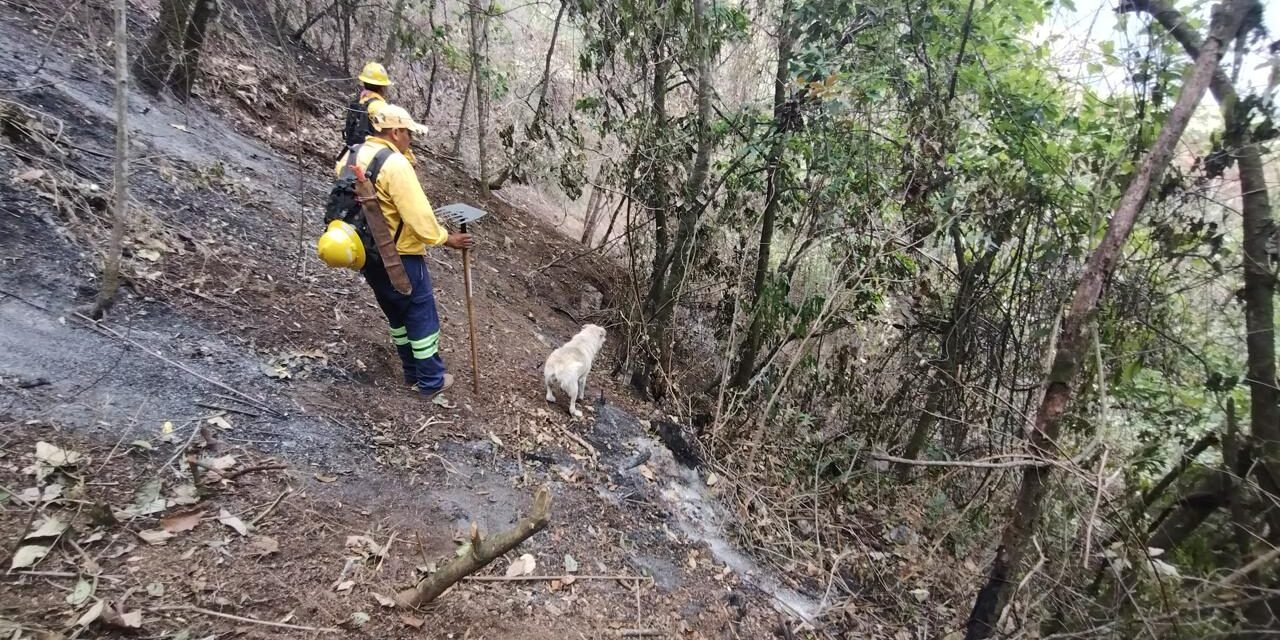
[0,4,823,638]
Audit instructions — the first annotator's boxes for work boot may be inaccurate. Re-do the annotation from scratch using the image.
[421,373,453,401]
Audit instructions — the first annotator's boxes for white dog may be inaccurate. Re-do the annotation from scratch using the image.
[543,324,607,418]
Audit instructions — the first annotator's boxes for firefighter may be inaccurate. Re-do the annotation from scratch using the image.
[330,104,473,398]
[342,62,392,150]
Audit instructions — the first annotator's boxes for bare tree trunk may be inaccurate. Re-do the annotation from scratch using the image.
[423,0,440,117]
[531,0,566,132]
[291,0,339,41]
[171,0,218,99]
[339,0,355,74]
[637,0,712,398]
[93,0,130,319]
[135,0,192,95]
[964,3,1246,637]
[580,183,603,245]
[382,0,409,64]
[453,63,474,157]
[598,194,625,249]
[470,0,492,196]
[628,2,671,396]
[729,0,793,390]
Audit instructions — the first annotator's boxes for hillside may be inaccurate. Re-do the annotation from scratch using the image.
[0,1,829,638]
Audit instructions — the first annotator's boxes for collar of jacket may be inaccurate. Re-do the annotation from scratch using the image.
[359,89,385,104]
[362,135,416,165]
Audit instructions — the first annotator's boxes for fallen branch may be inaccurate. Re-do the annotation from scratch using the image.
[1216,546,1280,590]
[161,606,340,633]
[619,630,662,638]
[396,486,552,608]
[871,453,1051,470]
[465,574,652,582]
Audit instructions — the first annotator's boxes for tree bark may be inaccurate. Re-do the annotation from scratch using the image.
[93,0,130,319]
[628,17,671,396]
[598,193,625,249]
[172,0,218,99]
[1146,469,1232,551]
[338,0,355,74]
[580,183,604,245]
[423,0,441,117]
[964,4,1247,637]
[395,487,550,607]
[729,0,794,390]
[531,0,566,133]
[635,0,711,398]
[469,0,492,196]
[453,62,475,157]
[135,0,193,95]
[291,0,340,42]
[382,0,409,64]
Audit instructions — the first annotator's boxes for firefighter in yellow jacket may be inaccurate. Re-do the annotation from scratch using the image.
[341,62,392,151]
[333,104,473,398]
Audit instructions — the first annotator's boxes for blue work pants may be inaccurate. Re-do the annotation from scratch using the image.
[363,255,447,393]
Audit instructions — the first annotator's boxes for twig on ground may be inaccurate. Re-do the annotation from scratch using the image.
[162,420,202,475]
[93,434,128,475]
[9,570,80,578]
[72,313,282,417]
[160,606,340,633]
[224,464,288,481]
[9,485,42,561]
[194,401,260,418]
[210,393,277,416]
[549,422,598,461]
[250,488,293,527]
[0,483,35,508]
[619,630,662,638]
[634,577,642,629]
[375,530,397,574]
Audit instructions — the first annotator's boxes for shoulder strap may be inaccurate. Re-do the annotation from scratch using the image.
[365,147,403,242]
[366,147,395,183]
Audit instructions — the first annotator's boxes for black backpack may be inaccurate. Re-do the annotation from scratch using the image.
[324,144,401,270]
[342,95,382,148]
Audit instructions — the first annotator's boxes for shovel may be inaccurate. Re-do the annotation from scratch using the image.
[436,203,488,393]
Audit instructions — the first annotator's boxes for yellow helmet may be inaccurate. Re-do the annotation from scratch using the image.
[358,62,393,86]
[317,220,366,270]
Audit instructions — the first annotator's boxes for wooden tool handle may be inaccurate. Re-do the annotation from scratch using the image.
[460,222,479,393]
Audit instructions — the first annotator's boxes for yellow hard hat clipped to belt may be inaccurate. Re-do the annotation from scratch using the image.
[358,62,393,86]
[317,220,366,270]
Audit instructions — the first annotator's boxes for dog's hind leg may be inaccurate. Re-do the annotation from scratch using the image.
[567,382,582,418]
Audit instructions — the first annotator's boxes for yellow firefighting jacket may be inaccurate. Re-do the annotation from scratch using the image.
[334,137,449,254]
